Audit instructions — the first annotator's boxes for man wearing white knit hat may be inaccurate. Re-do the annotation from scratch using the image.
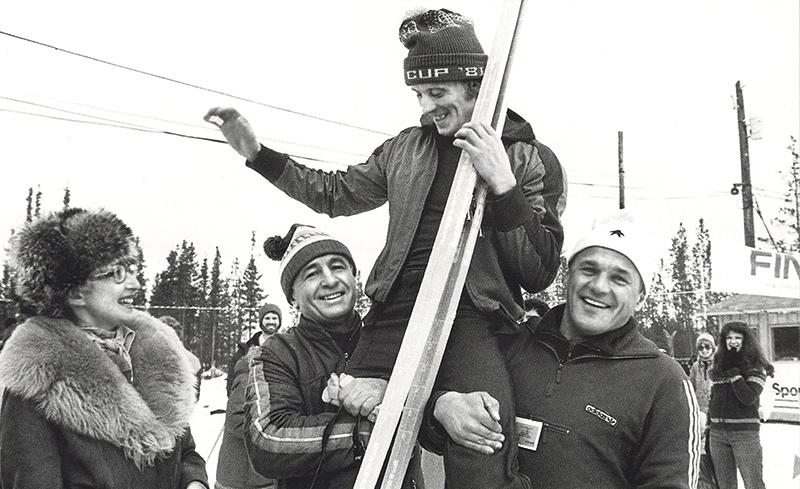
[427,210,702,488]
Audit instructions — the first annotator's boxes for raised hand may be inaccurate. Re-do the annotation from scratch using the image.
[204,107,261,161]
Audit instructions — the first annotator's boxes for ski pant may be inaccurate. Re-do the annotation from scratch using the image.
[347,270,530,489]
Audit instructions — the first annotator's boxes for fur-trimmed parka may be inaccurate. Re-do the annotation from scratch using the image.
[0,310,208,489]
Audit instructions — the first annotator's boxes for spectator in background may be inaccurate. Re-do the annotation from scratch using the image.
[215,303,283,489]
[226,303,282,396]
[691,332,718,489]
[0,208,207,489]
[708,321,774,489]
[691,332,716,426]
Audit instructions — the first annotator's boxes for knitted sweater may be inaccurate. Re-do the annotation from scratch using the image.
[708,366,766,431]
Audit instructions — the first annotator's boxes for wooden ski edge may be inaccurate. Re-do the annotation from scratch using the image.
[379,188,488,488]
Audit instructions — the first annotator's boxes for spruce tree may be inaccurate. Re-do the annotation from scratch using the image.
[228,257,245,347]
[668,223,694,357]
[132,237,148,307]
[691,219,731,333]
[1,259,12,300]
[241,254,264,333]
[768,136,800,252]
[176,241,201,351]
[196,257,211,365]
[150,247,180,308]
[208,248,235,367]
[34,186,42,219]
[25,188,32,223]
[639,258,672,341]
[236,232,265,339]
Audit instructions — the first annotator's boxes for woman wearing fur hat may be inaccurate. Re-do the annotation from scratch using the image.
[0,208,208,489]
[708,321,774,489]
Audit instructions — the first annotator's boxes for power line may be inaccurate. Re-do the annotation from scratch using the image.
[1,91,790,203]
[0,108,174,134]
[0,30,394,137]
[16,93,222,132]
[3,103,788,204]
[0,94,372,160]
[1,96,167,132]
[754,195,780,250]
[0,108,349,165]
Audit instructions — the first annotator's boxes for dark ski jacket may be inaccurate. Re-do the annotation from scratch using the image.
[246,110,567,332]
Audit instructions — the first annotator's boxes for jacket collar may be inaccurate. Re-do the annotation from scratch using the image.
[296,311,361,349]
[0,311,200,468]
[530,304,660,359]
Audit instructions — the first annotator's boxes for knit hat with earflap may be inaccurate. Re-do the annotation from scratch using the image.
[264,224,356,303]
[696,332,715,349]
[400,8,488,86]
[9,208,137,317]
[568,210,655,295]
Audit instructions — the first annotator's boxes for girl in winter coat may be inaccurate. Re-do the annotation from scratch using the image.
[708,320,774,489]
[0,208,208,489]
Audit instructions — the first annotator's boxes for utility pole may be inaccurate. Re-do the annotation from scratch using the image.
[790,136,800,250]
[735,81,756,247]
[618,131,625,209]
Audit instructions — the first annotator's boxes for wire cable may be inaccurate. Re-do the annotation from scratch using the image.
[0,107,350,165]
[0,30,394,137]
[754,195,780,250]
[1,94,372,159]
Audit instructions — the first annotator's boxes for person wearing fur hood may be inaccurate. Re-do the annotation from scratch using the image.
[0,208,208,489]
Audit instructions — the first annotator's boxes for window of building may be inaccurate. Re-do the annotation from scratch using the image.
[772,326,800,361]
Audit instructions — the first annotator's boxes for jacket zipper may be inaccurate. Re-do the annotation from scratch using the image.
[546,344,574,397]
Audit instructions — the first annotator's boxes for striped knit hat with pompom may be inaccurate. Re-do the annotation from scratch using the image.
[264,224,355,302]
[399,8,487,86]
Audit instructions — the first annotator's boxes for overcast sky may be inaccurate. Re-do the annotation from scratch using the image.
[1,0,798,313]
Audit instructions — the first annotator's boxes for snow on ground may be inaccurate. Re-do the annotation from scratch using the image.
[192,377,799,489]
[191,376,228,485]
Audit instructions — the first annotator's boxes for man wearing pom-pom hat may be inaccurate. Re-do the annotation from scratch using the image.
[242,224,423,488]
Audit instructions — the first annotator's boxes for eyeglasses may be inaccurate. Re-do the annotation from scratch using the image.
[89,263,139,284]
[698,344,713,351]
